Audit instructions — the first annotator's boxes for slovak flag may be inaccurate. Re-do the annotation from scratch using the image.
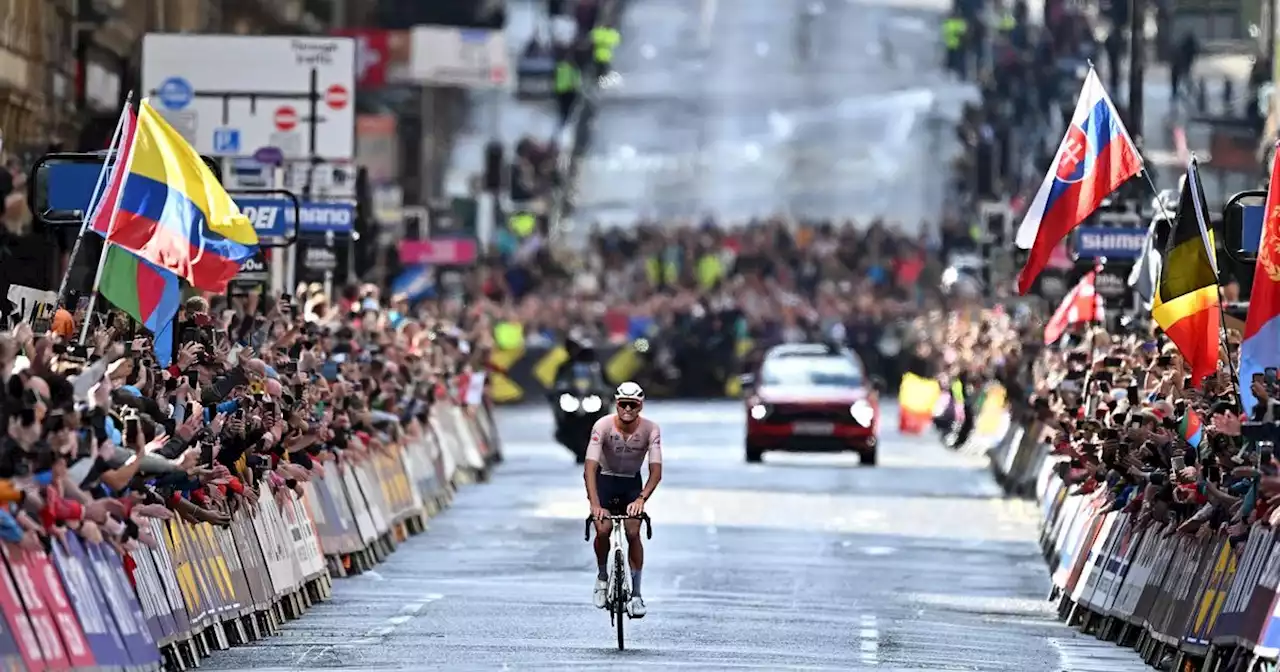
[1015,69,1143,295]
[1044,269,1103,345]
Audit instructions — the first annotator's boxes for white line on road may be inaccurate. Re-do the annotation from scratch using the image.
[349,593,444,645]
[699,0,718,51]
[859,614,880,664]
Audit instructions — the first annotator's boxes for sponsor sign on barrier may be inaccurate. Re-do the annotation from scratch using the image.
[0,402,499,669]
[1003,411,1280,666]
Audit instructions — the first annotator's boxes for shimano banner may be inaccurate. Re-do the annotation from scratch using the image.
[1073,226,1147,259]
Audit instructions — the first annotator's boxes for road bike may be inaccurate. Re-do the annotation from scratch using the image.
[584,512,653,650]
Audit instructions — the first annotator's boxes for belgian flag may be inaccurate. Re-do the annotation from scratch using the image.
[1152,159,1221,385]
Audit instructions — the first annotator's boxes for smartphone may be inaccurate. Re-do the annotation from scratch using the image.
[1156,355,1173,367]
[1103,356,1123,368]
[185,372,199,388]
[1243,422,1275,443]
[1094,371,1114,384]
[164,376,179,392]
[1172,455,1186,471]
[1127,385,1140,405]
[124,417,141,443]
[1267,368,1278,384]
[1065,369,1086,381]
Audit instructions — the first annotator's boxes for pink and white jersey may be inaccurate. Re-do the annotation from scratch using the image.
[585,415,663,476]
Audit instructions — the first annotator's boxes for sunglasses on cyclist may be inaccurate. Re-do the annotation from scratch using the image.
[616,400,641,411]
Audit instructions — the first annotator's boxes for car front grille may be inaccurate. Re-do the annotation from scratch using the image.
[767,405,852,424]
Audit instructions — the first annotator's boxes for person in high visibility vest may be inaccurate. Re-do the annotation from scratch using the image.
[941,13,968,79]
[509,211,536,238]
[590,24,620,78]
[554,56,581,127]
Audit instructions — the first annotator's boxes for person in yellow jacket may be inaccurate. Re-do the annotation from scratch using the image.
[509,211,536,238]
[554,56,581,127]
[941,13,968,79]
[590,24,620,78]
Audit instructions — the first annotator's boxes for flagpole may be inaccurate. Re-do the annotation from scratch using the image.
[55,92,132,312]
[79,100,142,346]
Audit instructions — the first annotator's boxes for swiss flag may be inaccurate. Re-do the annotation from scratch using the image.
[1044,269,1103,345]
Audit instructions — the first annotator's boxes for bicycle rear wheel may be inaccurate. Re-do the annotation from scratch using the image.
[614,549,626,650]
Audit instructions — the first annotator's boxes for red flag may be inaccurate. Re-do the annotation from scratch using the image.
[1044,270,1102,345]
[1240,142,1280,412]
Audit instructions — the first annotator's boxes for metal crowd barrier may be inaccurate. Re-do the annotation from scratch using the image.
[0,400,502,671]
[988,403,1280,671]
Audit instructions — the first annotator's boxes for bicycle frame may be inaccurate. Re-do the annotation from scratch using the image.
[585,513,653,651]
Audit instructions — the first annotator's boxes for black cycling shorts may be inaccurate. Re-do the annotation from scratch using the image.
[597,472,643,515]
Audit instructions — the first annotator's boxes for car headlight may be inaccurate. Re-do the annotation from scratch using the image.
[559,394,581,413]
[850,400,875,426]
[749,404,769,420]
[582,395,603,413]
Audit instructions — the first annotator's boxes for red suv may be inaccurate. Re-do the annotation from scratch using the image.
[742,344,882,465]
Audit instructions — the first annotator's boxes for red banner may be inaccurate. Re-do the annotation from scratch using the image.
[399,238,478,266]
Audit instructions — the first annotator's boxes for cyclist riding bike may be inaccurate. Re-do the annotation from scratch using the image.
[585,381,663,618]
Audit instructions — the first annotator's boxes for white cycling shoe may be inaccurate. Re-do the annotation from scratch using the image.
[627,595,646,618]
[593,579,608,609]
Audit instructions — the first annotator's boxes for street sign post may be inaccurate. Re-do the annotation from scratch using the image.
[140,35,356,161]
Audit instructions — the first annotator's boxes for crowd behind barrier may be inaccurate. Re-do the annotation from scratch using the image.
[979,309,1280,670]
[0,284,503,671]
[478,218,983,403]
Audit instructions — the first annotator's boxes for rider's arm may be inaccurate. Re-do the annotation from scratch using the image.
[584,419,606,508]
[638,425,663,502]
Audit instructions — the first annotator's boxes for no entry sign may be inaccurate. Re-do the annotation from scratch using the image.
[274,106,298,132]
[325,84,349,110]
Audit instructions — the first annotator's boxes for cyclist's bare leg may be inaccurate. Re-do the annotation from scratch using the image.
[624,519,643,593]
[592,519,613,577]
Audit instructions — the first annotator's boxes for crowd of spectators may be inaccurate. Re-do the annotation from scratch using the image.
[1018,317,1278,552]
[952,2,1097,210]
[469,216,989,392]
[0,284,484,553]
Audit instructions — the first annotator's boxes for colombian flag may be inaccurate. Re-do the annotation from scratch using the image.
[1152,158,1221,386]
[91,100,257,292]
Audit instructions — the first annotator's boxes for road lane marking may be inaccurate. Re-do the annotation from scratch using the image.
[859,614,880,664]
[698,0,717,50]
[349,593,444,645]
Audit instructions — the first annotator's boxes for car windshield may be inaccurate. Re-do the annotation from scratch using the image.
[761,357,863,387]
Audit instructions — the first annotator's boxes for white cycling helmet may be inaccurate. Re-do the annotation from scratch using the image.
[615,381,645,403]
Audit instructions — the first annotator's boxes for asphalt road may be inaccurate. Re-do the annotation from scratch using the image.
[569,0,979,231]
[204,401,1148,671]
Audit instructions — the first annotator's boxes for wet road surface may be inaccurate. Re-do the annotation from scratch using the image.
[569,0,979,231]
[204,401,1147,671]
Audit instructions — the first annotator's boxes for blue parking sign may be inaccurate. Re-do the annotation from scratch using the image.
[156,77,193,110]
[212,128,240,154]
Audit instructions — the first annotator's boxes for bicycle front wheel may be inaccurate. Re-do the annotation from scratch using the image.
[614,549,626,651]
